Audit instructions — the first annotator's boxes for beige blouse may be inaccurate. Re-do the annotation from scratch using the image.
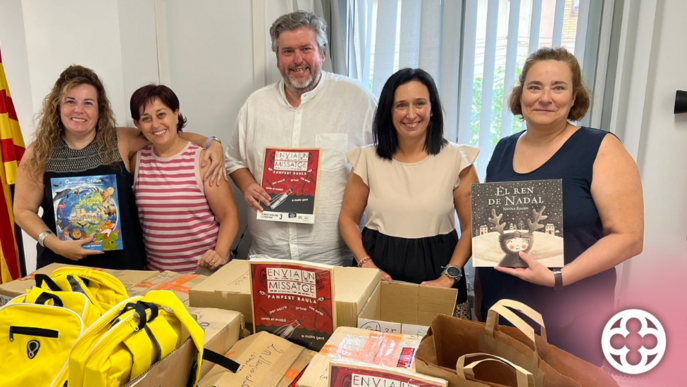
[347,143,479,239]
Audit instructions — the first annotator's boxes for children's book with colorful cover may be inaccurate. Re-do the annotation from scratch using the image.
[249,258,335,351]
[328,360,448,387]
[471,179,564,268]
[258,147,320,224]
[51,174,123,251]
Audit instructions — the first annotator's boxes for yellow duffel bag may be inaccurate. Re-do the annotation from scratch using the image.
[68,290,239,387]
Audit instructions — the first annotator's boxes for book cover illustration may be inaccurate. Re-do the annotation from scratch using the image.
[51,174,122,251]
[258,147,320,224]
[328,360,448,387]
[249,258,335,351]
[471,179,563,268]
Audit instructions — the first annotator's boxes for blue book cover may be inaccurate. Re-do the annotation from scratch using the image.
[50,174,123,251]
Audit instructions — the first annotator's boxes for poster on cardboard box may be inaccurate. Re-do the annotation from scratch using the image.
[257,147,320,224]
[328,361,447,387]
[471,179,564,268]
[250,258,335,351]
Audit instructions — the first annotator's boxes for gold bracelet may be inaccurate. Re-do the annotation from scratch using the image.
[357,256,372,267]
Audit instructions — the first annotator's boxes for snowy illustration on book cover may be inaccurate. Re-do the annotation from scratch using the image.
[471,179,563,268]
[257,147,320,224]
[51,174,122,251]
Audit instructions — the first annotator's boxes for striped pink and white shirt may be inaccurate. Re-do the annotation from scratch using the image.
[133,142,219,273]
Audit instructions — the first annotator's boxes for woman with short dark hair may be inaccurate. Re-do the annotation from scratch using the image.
[130,84,239,273]
[339,68,479,318]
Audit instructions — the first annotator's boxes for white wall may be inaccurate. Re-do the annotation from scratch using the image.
[0,0,255,272]
[619,0,687,303]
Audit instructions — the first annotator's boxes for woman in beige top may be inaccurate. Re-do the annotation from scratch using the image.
[339,68,479,318]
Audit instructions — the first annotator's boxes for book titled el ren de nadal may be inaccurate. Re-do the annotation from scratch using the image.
[249,258,335,351]
[258,147,320,224]
[471,179,564,268]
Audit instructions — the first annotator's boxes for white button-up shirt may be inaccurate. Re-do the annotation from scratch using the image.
[225,72,376,266]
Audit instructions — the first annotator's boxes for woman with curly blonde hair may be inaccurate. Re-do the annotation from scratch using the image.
[14,65,225,269]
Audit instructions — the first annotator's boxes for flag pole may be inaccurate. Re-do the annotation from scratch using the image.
[10,185,26,276]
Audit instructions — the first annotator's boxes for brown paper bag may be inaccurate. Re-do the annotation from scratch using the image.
[455,353,535,387]
[482,300,618,387]
[415,299,618,387]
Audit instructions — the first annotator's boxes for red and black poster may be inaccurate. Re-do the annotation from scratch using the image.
[328,361,447,387]
[249,259,335,351]
[258,147,320,224]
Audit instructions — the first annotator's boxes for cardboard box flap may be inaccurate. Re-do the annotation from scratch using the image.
[192,308,245,377]
[333,266,379,311]
[199,331,308,387]
[417,285,458,310]
[381,282,420,324]
[129,271,207,306]
[277,349,316,387]
[192,260,250,293]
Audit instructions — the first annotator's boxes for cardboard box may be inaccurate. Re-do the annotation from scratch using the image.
[128,271,207,306]
[191,308,246,377]
[189,259,379,326]
[358,281,457,327]
[0,263,159,305]
[297,327,423,387]
[198,331,316,387]
[127,306,243,386]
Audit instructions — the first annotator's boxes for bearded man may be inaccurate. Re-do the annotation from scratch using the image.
[225,11,377,266]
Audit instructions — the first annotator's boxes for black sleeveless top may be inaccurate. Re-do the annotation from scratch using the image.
[38,137,146,270]
[480,127,616,327]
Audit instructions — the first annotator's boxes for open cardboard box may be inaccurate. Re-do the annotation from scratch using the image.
[127,307,244,386]
[356,280,457,335]
[0,263,159,305]
[189,259,380,326]
[198,331,316,387]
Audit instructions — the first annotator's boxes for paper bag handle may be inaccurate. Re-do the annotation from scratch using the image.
[457,353,535,387]
[485,299,548,345]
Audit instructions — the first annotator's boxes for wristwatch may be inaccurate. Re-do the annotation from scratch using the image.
[552,268,563,291]
[441,266,463,282]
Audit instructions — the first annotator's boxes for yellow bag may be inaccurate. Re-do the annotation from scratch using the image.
[69,290,239,387]
[0,290,87,386]
[36,267,128,314]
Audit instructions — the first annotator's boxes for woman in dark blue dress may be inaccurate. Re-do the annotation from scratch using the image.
[476,47,644,365]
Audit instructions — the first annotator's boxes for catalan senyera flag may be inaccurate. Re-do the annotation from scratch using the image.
[0,46,25,283]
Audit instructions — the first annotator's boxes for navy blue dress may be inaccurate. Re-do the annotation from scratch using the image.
[480,127,616,365]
